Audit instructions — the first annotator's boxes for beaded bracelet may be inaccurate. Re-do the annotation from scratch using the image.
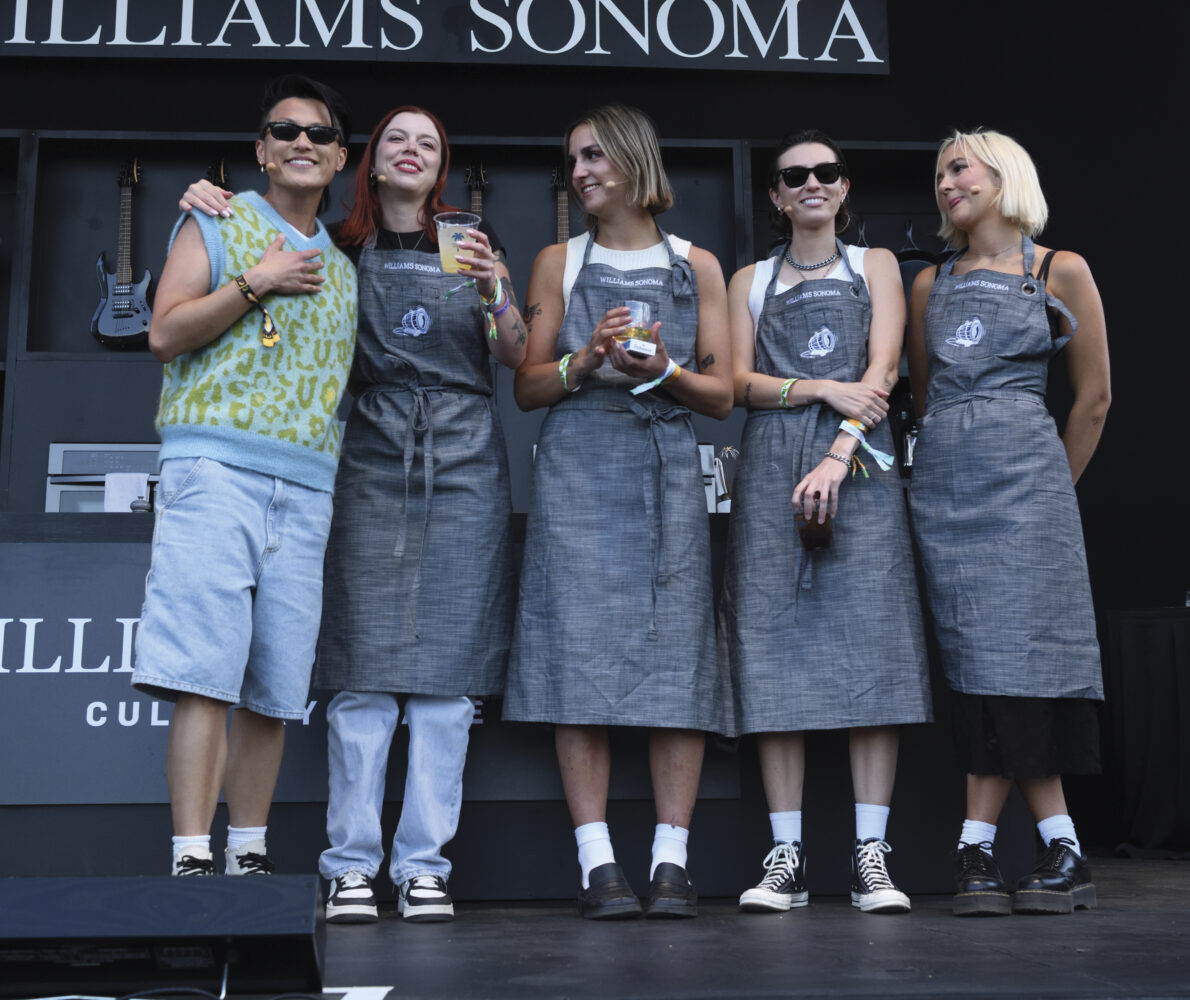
[558,352,582,392]
[778,377,799,409]
[235,274,278,347]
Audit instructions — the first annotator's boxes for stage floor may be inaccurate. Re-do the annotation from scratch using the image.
[321,857,1189,999]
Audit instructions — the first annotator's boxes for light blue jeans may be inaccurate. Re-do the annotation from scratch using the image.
[319,690,474,887]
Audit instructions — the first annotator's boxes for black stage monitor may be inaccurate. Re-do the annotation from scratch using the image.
[0,874,323,996]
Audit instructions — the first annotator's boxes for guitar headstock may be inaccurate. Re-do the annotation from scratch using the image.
[465,163,487,192]
[118,159,142,189]
[205,158,231,189]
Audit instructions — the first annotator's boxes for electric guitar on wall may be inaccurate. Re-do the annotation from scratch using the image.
[465,162,486,217]
[553,168,570,244]
[91,159,152,349]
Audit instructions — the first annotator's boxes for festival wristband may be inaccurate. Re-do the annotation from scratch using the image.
[778,377,799,409]
[629,359,679,396]
[837,420,895,471]
[235,274,278,348]
[478,276,502,307]
[558,352,581,392]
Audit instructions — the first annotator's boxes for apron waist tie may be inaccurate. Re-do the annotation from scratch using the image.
[393,386,437,638]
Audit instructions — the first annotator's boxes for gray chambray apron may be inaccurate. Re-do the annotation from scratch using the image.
[721,242,930,733]
[313,243,514,696]
[503,229,731,734]
[908,236,1102,700]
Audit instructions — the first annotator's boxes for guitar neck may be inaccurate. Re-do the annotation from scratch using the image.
[116,185,133,284]
[470,188,483,217]
[556,188,570,244]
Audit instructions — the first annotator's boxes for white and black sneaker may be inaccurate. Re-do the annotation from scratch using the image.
[326,871,379,924]
[172,847,216,877]
[225,839,275,875]
[739,841,808,912]
[850,838,910,913]
[398,874,455,923]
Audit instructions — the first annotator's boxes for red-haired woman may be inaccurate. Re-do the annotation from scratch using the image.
[183,107,527,924]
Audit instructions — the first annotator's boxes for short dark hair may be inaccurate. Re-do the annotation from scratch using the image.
[259,74,351,146]
[768,128,851,237]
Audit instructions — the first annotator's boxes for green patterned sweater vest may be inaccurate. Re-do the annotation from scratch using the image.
[155,192,357,492]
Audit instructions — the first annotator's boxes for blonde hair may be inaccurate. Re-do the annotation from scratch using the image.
[567,105,674,229]
[936,129,1048,247]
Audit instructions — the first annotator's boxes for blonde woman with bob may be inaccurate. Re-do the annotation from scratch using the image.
[503,105,733,920]
[906,129,1110,916]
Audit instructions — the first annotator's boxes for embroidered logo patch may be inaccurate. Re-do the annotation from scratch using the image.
[395,306,431,338]
[800,326,837,358]
[946,317,984,347]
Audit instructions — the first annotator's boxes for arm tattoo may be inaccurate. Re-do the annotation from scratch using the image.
[700,352,715,370]
[744,381,753,408]
[524,302,542,331]
[512,317,528,346]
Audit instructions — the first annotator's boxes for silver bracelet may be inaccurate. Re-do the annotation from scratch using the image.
[824,451,851,467]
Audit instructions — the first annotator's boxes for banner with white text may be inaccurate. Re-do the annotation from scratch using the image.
[1,0,889,73]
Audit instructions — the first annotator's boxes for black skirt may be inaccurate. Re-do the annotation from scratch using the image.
[950,692,1101,779]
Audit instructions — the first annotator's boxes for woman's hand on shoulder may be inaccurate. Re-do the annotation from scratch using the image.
[180,178,234,217]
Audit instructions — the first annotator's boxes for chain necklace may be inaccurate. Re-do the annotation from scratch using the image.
[396,229,425,251]
[783,246,840,272]
[966,239,1019,260]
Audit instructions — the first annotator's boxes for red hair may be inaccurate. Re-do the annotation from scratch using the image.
[337,106,457,249]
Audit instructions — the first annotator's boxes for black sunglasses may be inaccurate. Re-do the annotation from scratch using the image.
[775,162,845,188]
[263,121,342,145]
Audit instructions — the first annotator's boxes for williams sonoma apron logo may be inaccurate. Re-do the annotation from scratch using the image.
[1,0,890,73]
[947,317,985,348]
[801,325,837,358]
[396,305,432,337]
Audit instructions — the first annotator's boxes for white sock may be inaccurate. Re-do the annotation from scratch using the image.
[855,803,889,843]
[769,810,802,844]
[959,820,997,854]
[575,822,615,889]
[1037,814,1081,856]
[226,825,267,854]
[172,835,211,860]
[650,823,689,878]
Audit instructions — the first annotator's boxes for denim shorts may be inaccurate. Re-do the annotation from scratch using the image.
[132,457,334,720]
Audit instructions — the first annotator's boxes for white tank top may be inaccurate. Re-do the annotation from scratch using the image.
[747,244,868,326]
[562,231,693,311]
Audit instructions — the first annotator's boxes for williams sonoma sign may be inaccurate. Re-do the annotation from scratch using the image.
[1,0,889,72]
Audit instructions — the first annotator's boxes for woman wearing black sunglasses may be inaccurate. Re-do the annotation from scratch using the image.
[907,130,1109,916]
[180,106,527,924]
[720,129,930,915]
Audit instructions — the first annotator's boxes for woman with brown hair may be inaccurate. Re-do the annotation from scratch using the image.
[503,105,733,919]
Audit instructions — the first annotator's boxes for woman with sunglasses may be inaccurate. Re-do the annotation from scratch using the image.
[907,130,1109,916]
[502,105,733,919]
[720,130,930,915]
[180,107,527,923]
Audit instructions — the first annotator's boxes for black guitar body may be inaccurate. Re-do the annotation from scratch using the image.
[91,252,151,348]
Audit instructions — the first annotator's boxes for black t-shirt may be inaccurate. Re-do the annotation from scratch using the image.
[330,218,504,267]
